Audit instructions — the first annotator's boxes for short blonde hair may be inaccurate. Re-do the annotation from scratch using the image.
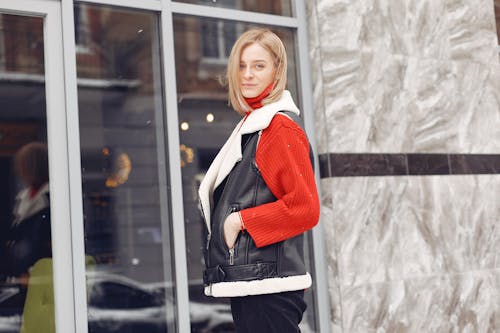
[227,28,287,115]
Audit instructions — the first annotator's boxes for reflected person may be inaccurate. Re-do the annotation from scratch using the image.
[4,142,51,281]
[199,29,320,332]
[0,142,52,331]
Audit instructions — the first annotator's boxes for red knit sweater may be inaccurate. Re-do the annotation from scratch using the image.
[239,114,320,248]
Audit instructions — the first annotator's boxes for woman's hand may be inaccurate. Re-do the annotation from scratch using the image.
[223,212,242,249]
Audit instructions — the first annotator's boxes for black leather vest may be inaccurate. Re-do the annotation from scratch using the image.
[203,111,313,285]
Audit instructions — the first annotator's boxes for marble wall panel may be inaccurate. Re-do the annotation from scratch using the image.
[399,175,500,278]
[314,0,498,64]
[309,0,500,154]
[407,59,500,153]
[331,177,407,287]
[330,175,500,283]
[306,0,500,332]
[446,0,499,65]
[320,178,343,332]
[306,0,329,155]
[322,50,410,152]
[315,0,363,52]
[339,270,500,332]
[320,53,500,153]
[341,280,409,332]
[359,0,450,59]
[328,175,500,331]
[405,271,500,332]
[455,63,500,153]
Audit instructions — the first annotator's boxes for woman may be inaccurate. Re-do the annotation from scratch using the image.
[198,29,320,332]
[5,142,51,278]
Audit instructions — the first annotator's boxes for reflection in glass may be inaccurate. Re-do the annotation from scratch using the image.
[495,0,500,46]
[175,0,293,17]
[0,14,55,333]
[74,4,176,333]
[173,15,317,332]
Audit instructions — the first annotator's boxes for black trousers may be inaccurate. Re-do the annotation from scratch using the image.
[230,290,307,333]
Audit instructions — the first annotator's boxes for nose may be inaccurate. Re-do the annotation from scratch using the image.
[243,65,253,79]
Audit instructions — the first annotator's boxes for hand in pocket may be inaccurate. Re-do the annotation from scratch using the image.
[223,212,241,249]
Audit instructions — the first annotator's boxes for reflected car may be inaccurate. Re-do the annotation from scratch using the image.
[0,272,235,333]
[0,286,23,333]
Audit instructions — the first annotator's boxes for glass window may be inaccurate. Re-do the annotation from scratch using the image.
[495,0,500,50]
[74,4,176,333]
[0,13,54,333]
[175,0,293,17]
[173,15,317,332]
[73,5,90,51]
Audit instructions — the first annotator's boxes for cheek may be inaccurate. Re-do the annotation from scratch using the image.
[263,69,275,83]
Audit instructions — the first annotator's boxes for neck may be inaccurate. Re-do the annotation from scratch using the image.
[244,83,274,110]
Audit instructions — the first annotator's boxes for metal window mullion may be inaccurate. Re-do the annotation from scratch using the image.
[75,0,161,11]
[45,5,77,331]
[0,1,79,331]
[294,0,332,332]
[160,1,191,332]
[150,11,178,333]
[217,21,225,61]
[171,2,298,27]
[61,1,90,333]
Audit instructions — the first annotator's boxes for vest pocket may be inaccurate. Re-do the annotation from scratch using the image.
[220,204,240,265]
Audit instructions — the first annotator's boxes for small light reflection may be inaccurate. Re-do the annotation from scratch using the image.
[131,258,140,265]
[105,153,132,188]
[180,122,189,131]
[180,144,194,167]
[206,113,215,123]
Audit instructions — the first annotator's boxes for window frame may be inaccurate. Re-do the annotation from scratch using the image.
[0,1,75,332]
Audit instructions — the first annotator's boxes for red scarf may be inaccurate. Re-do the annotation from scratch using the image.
[244,83,275,110]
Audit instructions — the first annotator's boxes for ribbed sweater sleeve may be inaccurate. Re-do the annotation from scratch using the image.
[239,114,320,248]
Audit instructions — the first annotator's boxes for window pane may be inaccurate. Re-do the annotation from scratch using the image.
[175,0,293,17]
[74,4,176,333]
[0,14,55,333]
[495,0,500,46]
[173,15,317,332]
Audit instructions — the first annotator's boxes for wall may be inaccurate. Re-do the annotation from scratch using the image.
[306,0,500,331]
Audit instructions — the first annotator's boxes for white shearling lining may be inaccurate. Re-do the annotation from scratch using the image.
[204,273,312,297]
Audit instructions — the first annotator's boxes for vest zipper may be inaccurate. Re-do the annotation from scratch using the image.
[205,232,211,267]
[229,248,235,265]
[227,205,238,266]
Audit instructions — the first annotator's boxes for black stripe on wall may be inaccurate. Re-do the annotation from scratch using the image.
[318,154,500,178]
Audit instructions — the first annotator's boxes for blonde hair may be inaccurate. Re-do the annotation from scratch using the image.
[227,28,287,115]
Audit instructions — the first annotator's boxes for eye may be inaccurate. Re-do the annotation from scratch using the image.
[255,63,265,69]
[239,63,246,69]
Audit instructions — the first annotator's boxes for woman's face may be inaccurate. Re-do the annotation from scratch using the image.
[239,43,276,98]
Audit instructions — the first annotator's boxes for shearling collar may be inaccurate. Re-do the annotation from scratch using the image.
[198,90,300,231]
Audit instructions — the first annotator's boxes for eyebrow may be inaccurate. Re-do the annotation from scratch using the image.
[240,59,269,63]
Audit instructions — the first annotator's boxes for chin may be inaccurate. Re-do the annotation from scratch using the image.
[242,90,259,98]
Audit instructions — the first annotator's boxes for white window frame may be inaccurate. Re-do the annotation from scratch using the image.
[0,1,75,332]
